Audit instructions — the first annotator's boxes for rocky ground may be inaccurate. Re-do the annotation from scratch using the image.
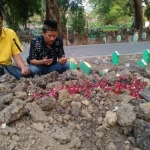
[0,54,150,150]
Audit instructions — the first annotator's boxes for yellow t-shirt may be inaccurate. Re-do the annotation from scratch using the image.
[0,28,23,65]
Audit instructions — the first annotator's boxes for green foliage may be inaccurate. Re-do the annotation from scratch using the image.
[144,4,150,20]
[58,0,86,35]
[71,7,86,35]
[88,0,132,24]
[1,0,42,30]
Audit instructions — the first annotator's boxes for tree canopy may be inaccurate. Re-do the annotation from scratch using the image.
[1,0,150,33]
[0,0,42,30]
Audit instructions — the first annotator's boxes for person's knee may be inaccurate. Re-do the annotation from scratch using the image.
[59,62,69,74]
[29,65,41,76]
[63,62,70,70]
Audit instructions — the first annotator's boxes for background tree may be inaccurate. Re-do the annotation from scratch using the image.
[133,0,143,30]
[0,0,42,30]
[88,0,132,25]
[46,0,62,36]
[88,0,148,31]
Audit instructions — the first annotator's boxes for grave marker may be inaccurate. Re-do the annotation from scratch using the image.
[112,51,120,65]
[142,49,150,63]
[128,35,132,43]
[137,59,147,68]
[142,32,147,40]
[133,34,138,42]
[116,35,121,43]
[107,36,112,43]
[103,37,106,43]
[80,61,91,75]
[68,58,78,70]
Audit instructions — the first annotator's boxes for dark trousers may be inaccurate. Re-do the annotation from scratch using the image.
[4,65,23,80]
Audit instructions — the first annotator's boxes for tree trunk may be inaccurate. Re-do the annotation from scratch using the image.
[133,0,143,30]
[46,0,62,37]
[0,2,11,27]
[24,20,28,30]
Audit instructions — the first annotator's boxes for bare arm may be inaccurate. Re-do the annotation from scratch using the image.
[13,54,30,75]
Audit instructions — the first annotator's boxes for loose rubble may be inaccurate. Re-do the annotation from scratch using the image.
[0,55,150,150]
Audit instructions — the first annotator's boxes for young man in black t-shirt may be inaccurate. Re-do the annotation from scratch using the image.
[27,19,69,77]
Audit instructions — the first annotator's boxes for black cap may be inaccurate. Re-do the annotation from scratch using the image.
[43,20,57,31]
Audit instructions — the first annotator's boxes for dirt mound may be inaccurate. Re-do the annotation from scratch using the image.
[0,55,150,150]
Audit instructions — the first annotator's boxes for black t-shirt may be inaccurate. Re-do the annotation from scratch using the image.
[28,36,65,65]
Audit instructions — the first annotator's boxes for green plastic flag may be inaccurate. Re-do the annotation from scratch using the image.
[112,51,120,65]
[137,59,147,68]
[142,49,150,63]
[68,58,78,70]
[80,61,91,75]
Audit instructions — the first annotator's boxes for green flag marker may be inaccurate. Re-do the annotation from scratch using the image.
[68,58,78,70]
[142,49,150,63]
[137,59,147,68]
[80,61,91,75]
[112,51,120,65]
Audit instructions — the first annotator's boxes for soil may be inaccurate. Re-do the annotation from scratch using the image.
[1,33,150,150]
[0,53,150,150]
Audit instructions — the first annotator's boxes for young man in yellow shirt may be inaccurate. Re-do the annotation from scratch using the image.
[0,11,30,79]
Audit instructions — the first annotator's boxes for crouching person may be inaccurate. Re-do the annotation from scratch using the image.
[27,19,69,77]
[0,11,30,80]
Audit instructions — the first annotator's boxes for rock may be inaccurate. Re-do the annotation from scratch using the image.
[124,141,130,150]
[58,89,70,100]
[25,102,48,122]
[1,93,14,103]
[106,142,117,150]
[88,105,94,113]
[0,83,11,93]
[15,91,28,100]
[81,110,93,121]
[9,141,17,150]
[140,89,150,102]
[57,106,65,114]
[0,99,27,124]
[96,131,104,139]
[97,117,103,125]
[12,135,20,142]
[32,122,44,132]
[37,96,56,111]
[69,136,81,148]
[47,117,54,124]
[116,103,136,126]
[53,127,72,144]
[105,111,117,126]
[60,99,69,108]
[102,118,110,128]
[13,82,28,92]
[0,101,5,111]
[76,124,81,130]
[136,103,150,121]
[71,105,80,117]
[68,122,76,130]
[81,99,90,106]
[118,94,133,103]
[0,126,16,136]
[63,115,71,121]
[133,119,150,150]
[65,70,85,79]
[119,126,133,135]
